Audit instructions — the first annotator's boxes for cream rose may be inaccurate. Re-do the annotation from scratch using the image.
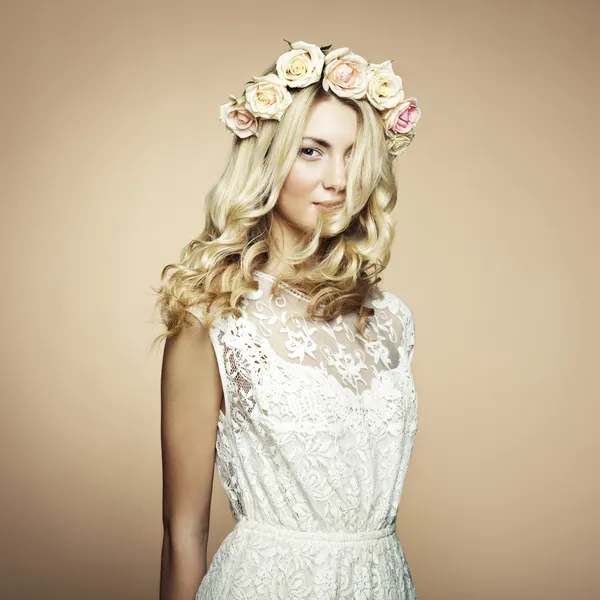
[386,130,415,157]
[382,97,421,134]
[276,41,325,88]
[219,94,259,138]
[322,47,368,99]
[366,60,404,110]
[245,74,293,120]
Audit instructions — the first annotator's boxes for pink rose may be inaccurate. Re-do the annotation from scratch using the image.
[383,97,421,134]
[322,47,368,99]
[219,94,259,138]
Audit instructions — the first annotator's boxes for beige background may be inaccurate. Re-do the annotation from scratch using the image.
[1,1,598,599]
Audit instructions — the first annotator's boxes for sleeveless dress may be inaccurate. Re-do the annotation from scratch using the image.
[187,270,419,600]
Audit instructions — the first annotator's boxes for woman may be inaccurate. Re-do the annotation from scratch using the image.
[154,40,421,600]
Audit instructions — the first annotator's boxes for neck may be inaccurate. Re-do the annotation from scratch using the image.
[262,212,310,277]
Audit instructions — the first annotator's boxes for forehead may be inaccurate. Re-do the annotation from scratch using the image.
[303,99,358,146]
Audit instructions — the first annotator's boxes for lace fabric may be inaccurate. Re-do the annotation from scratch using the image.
[187,271,418,599]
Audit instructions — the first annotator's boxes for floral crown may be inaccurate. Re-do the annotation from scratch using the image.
[219,40,421,157]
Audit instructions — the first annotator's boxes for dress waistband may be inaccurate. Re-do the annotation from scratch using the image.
[235,517,397,544]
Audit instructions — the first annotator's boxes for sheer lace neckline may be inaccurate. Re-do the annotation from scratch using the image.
[253,270,312,303]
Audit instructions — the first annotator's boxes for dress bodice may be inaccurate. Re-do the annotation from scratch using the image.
[187,270,418,533]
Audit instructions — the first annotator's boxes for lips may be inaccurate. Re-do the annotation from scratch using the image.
[313,201,343,207]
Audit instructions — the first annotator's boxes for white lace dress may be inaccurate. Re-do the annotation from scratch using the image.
[187,270,419,600]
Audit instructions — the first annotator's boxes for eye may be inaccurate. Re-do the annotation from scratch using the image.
[299,147,322,159]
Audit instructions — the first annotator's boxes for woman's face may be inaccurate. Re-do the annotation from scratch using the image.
[275,98,358,235]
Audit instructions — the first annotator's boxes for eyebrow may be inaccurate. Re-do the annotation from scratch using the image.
[302,136,354,151]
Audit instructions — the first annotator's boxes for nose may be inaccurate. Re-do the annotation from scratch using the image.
[322,156,346,193]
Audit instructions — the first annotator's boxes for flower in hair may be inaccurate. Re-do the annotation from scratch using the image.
[322,47,368,99]
[276,41,325,87]
[245,74,293,120]
[219,40,421,157]
[219,94,259,139]
[366,60,404,110]
[382,97,421,135]
[385,130,414,157]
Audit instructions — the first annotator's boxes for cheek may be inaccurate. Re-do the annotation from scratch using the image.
[281,162,319,200]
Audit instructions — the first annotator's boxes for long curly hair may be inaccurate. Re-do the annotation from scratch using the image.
[151,57,400,351]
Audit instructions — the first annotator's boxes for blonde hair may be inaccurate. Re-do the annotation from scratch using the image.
[151,58,399,351]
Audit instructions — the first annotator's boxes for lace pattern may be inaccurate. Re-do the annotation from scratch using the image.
[186,271,418,599]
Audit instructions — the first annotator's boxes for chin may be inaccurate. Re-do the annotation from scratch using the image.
[281,215,315,235]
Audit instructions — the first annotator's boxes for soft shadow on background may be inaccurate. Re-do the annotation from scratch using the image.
[1,1,598,599]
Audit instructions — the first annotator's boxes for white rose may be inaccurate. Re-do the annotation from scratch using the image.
[245,74,293,120]
[276,41,325,88]
[366,60,404,110]
[219,94,259,138]
[322,47,368,99]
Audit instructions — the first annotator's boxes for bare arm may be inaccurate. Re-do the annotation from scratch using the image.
[159,312,223,600]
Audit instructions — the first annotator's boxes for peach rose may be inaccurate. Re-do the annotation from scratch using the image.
[383,97,421,134]
[276,41,325,88]
[322,47,368,99]
[366,60,404,110]
[219,94,259,138]
[245,74,293,120]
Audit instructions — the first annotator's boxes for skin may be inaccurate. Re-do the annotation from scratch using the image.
[263,97,358,276]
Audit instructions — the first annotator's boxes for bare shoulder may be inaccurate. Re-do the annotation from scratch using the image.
[163,306,211,362]
[160,316,220,423]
